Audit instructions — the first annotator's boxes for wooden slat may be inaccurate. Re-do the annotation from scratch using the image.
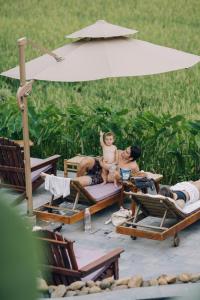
[125,221,168,231]
[162,209,200,239]
[116,225,165,240]
[43,204,80,213]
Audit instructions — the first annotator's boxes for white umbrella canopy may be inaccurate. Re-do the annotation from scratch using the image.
[2,20,200,82]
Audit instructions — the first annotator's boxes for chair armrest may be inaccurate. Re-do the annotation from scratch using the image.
[41,264,81,278]
[31,155,60,172]
[79,247,124,276]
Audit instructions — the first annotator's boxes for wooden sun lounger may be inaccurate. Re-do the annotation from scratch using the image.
[36,230,124,285]
[0,137,60,204]
[116,192,200,246]
[34,180,121,225]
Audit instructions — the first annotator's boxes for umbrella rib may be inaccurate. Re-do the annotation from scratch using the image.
[28,39,64,62]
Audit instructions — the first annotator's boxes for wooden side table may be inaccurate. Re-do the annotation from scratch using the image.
[64,155,87,177]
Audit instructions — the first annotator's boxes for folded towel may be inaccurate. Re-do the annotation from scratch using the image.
[171,182,199,204]
[44,174,71,198]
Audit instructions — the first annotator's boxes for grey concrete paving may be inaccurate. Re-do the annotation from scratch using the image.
[10,171,200,299]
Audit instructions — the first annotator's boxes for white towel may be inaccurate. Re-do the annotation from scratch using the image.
[171,182,199,204]
[44,174,71,198]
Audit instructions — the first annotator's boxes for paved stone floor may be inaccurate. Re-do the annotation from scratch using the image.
[10,172,200,299]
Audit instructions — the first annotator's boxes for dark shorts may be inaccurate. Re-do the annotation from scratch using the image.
[87,159,103,185]
[173,190,187,202]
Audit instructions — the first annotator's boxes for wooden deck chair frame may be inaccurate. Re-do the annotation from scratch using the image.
[0,137,60,204]
[36,230,124,285]
[116,191,200,247]
[34,180,122,225]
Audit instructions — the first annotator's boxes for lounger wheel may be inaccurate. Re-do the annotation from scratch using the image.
[173,234,180,247]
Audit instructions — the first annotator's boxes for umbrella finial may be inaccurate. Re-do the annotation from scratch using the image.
[96,20,106,23]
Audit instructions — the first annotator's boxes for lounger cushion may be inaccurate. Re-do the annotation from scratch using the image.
[182,200,200,213]
[74,246,105,281]
[31,158,52,182]
[85,183,121,201]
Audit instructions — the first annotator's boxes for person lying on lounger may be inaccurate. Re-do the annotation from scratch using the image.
[74,145,141,187]
[160,180,200,208]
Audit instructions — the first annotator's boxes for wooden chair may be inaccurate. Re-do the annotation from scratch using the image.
[0,137,60,203]
[36,230,124,285]
[116,192,200,246]
[34,180,122,225]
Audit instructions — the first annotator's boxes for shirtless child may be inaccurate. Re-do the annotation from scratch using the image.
[100,131,118,186]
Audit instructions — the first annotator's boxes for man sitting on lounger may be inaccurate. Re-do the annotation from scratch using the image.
[74,145,141,187]
[160,180,200,208]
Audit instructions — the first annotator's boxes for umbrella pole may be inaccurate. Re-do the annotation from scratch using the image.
[17,37,33,216]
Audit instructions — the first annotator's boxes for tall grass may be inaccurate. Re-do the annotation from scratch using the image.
[0,0,200,183]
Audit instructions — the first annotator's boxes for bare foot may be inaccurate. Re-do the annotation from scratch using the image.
[114,181,118,188]
[101,181,107,185]
[40,172,47,179]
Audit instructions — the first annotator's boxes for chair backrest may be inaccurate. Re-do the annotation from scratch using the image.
[131,193,185,219]
[36,230,80,285]
[0,138,25,190]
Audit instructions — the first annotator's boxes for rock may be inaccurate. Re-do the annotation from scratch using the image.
[37,278,48,291]
[66,290,77,297]
[115,277,130,286]
[128,275,143,288]
[111,285,128,291]
[88,286,102,294]
[51,285,66,298]
[104,277,115,285]
[179,273,192,283]
[158,276,168,285]
[166,275,177,284]
[110,283,117,289]
[100,278,114,289]
[142,280,150,287]
[48,285,56,294]
[81,287,90,292]
[77,289,89,296]
[95,281,101,286]
[191,273,200,282]
[86,280,96,288]
[149,279,159,286]
[69,281,85,290]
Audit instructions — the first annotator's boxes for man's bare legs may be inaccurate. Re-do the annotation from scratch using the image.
[76,157,95,177]
[73,175,92,187]
[74,157,95,187]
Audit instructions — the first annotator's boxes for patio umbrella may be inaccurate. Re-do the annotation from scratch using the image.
[1,20,200,215]
[2,20,200,82]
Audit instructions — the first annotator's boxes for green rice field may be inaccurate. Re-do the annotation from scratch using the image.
[0,0,200,183]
